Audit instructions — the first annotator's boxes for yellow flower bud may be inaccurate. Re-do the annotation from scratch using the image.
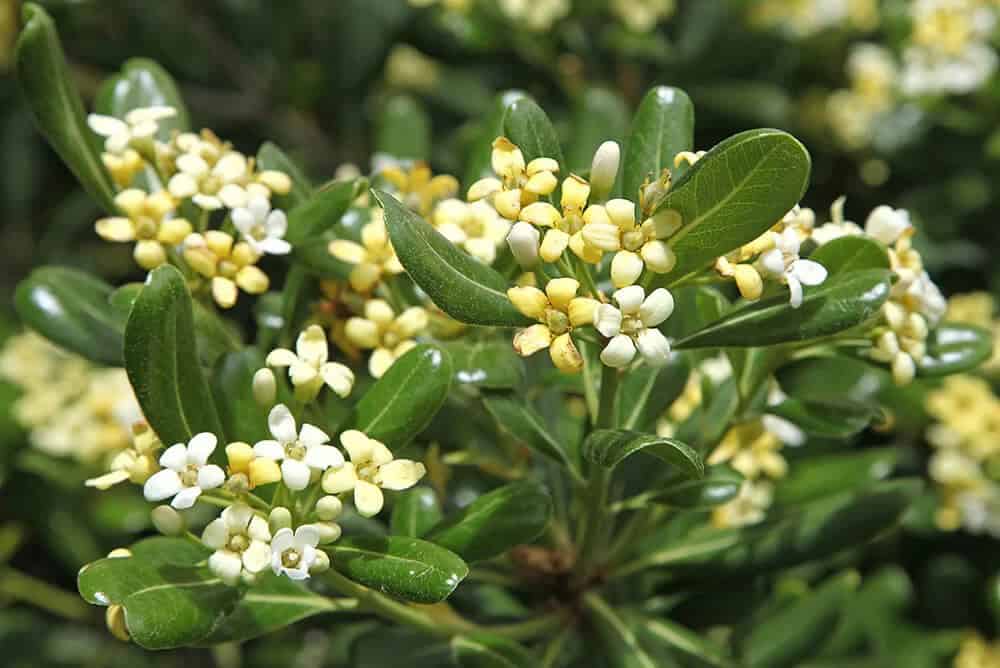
[611,250,644,288]
[641,240,676,274]
[146,191,176,219]
[494,189,523,220]
[395,306,429,338]
[236,266,269,295]
[345,317,381,348]
[507,286,549,320]
[513,324,553,356]
[561,175,591,212]
[524,170,558,196]
[605,199,636,230]
[549,332,583,373]
[257,170,292,194]
[212,276,239,309]
[891,351,916,386]
[589,141,620,202]
[545,278,580,312]
[539,229,571,263]
[733,264,763,301]
[231,242,259,267]
[226,442,255,475]
[526,157,559,176]
[205,230,234,258]
[519,202,561,228]
[569,231,603,264]
[134,240,167,270]
[467,177,502,202]
[491,137,526,179]
[365,299,396,326]
[581,220,622,252]
[249,457,282,488]
[106,605,130,642]
[158,218,193,245]
[568,297,599,328]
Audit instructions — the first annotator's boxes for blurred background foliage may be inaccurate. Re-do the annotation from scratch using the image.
[1,0,1000,666]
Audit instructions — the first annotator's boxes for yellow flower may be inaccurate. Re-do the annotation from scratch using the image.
[708,419,788,481]
[328,211,404,293]
[380,161,458,217]
[95,189,192,269]
[711,480,773,529]
[468,137,559,222]
[947,292,995,328]
[344,299,429,378]
[183,231,269,308]
[516,174,597,264]
[580,198,677,287]
[265,324,355,401]
[507,278,598,373]
[954,632,1000,668]
[431,198,510,264]
[322,430,426,517]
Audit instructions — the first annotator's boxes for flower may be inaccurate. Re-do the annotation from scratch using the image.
[253,404,344,491]
[265,325,355,401]
[864,205,911,245]
[202,504,272,585]
[612,0,674,33]
[594,285,674,368]
[270,525,320,580]
[468,138,559,221]
[514,174,595,264]
[431,198,510,264]
[712,480,774,529]
[322,430,426,517]
[168,150,254,211]
[95,189,192,269]
[757,228,828,308]
[810,197,863,246]
[380,161,459,217]
[182,231,269,308]
[579,198,677,287]
[85,422,161,490]
[143,432,226,509]
[344,300,428,378]
[87,106,176,154]
[232,196,291,256]
[507,278,599,373]
[328,211,404,293]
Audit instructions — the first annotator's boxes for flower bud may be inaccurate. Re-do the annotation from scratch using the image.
[494,189,522,220]
[467,177,502,202]
[134,240,167,270]
[640,240,676,273]
[539,229,571,263]
[106,605,130,642]
[312,521,343,544]
[549,333,583,373]
[891,351,916,386]
[258,170,292,195]
[605,198,636,230]
[519,202,561,228]
[269,507,293,533]
[507,221,541,268]
[733,265,763,301]
[569,232,603,263]
[611,250,644,288]
[151,505,185,536]
[561,175,591,213]
[316,495,344,521]
[545,278,580,312]
[524,170,558,196]
[568,297,599,328]
[589,141,620,202]
[252,368,277,407]
[310,549,331,575]
[513,324,553,357]
[507,286,549,320]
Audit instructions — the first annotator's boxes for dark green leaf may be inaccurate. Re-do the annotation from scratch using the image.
[482,394,575,472]
[774,448,898,505]
[622,86,694,200]
[502,98,565,168]
[390,487,442,538]
[376,95,431,160]
[918,323,993,376]
[354,627,453,668]
[808,236,890,276]
[257,141,314,208]
[640,616,736,667]
[776,355,885,405]
[452,633,541,668]
[95,58,190,139]
[15,266,122,365]
[654,129,811,283]
[212,349,269,444]
[661,286,730,340]
[616,352,691,431]
[425,481,551,562]
[645,465,743,510]
[582,429,703,478]
[675,270,893,348]
[354,343,452,447]
[768,397,875,438]
[328,536,468,604]
[128,536,210,566]
[15,3,117,214]
[377,190,532,327]
[124,265,223,445]
[286,178,365,245]
[442,339,525,390]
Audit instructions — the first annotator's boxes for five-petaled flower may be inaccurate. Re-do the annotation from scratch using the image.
[233,196,292,256]
[143,432,226,509]
[87,106,176,154]
[95,189,192,270]
[203,504,272,585]
[266,325,355,401]
[344,300,428,378]
[594,285,674,368]
[254,404,344,491]
[507,278,599,373]
[270,525,319,580]
[322,430,426,517]
[328,212,404,293]
[757,228,828,308]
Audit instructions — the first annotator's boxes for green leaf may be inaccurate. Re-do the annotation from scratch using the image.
[464,90,529,187]
[95,58,190,139]
[774,448,898,506]
[353,343,452,448]
[918,323,993,377]
[567,87,629,173]
[295,234,355,279]
[377,190,532,327]
[626,479,920,581]
[390,487,442,538]
[425,481,551,562]
[354,627,453,668]
[776,355,885,405]
[200,572,350,644]
[128,536,210,566]
[15,3,117,214]
[482,394,576,472]
[621,86,694,200]
[808,236,890,276]
[653,129,811,283]
[328,536,468,604]
[639,616,736,668]
[124,265,223,446]
[442,339,525,390]
[212,349,269,444]
[257,141,314,208]
[741,572,858,668]
[376,95,431,160]
[582,429,704,478]
[616,352,691,431]
[644,465,743,510]
[675,270,893,348]
[585,594,659,668]
[15,266,122,365]
[286,178,365,246]
[674,377,740,450]
[768,397,875,438]
[502,98,565,168]
[452,633,541,668]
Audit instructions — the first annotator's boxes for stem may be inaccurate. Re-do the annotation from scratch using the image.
[0,568,92,621]
[541,626,573,668]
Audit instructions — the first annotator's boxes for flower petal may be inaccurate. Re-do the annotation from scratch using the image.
[600,334,636,368]
[242,540,271,573]
[594,304,622,338]
[294,524,321,548]
[787,275,804,309]
[271,527,294,553]
[281,459,312,491]
[613,285,645,314]
[253,439,285,461]
[375,460,426,491]
[304,444,344,471]
[202,519,228,550]
[636,329,671,367]
[298,423,330,448]
[354,480,385,518]
[339,430,372,463]
[266,348,298,368]
[321,462,358,494]
[144,469,182,502]
[198,464,226,490]
[159,443,188,471]
[639,288,675,327]
[789,259,827,287]
[268,404,298,443]
[187,432,218,465]
[209,550,243,584]
[296,325,329,365]
[321,362,355,398]
[171,486,202,510]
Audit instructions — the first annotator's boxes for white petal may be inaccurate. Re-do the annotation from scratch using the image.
[789,259,827,287]
[762,414,806,447]
[198,464,226,490]
[144,469,182,501]
[242,540,271,573]
[159,443,189,471]
[298,423,330,448]
[304,445,344,471]
[339,431,373,463]
[268,404,298,443]
[266,348,298,368]
[187,432,218,465]
[87,114,128,137]
[600,334,637,368]
[354,480,385,517]
[253,439,285,461]
[214,153,248,181]
[232,207,255,234]
[294,525,321,548]
[271,527,294,553]
[376,460,426,490]
[171,486,202,510]
[321,363,354,398]
[176,153,209,177]
[266,210,287,236]
[224,503,254,529]
[209,550,243,584]
[248,516,271,542]
[613,285,645,314]
[259,238,292,255]
[281,459,312,491]
[787,275,804,309]
[168,173,199,199]
[639,288,674,327]
[759,248,785,277]
[193,194,223,210]
[282,566,310,581]
[218,184,248,209]
[636,329,671,367]
[296,326,329,365]
[594,304,623,338]
[202,519,228,550]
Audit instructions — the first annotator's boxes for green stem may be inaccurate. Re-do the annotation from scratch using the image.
[0,568,92,621]
[541,626,574,668]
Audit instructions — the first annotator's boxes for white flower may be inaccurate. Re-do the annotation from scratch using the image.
[202,504,272,585]
[322,430,426,517]
[253,404,344,491]
[506,221,541,268]
[233,196,291,256]
[593,285,674,368]
[266,325,355,401]
[757,229,828,308]
[864,205,911,245]
[168,151,255,211]
[87,106,176,154]
[143,432,226,509]
[270,526,319,580]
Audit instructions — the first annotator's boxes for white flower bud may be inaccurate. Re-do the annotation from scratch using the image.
[310,549,331,574]
[891,352,916,386]
[507,221,541,268]
[269,506,292,533]
[151,505,185,537]
[316,495,343,521]
[252,368,277,407]
[610,250,644,288]
[310,521,343,544]
[589,141,620,202]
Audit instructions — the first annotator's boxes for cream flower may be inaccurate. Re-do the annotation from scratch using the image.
[593,286,674,368]
[328,212,404,293]
[143,432,226,509]
[468,137,559,221]
[757,228,828,308]
[266,325,355,401]
[168,150,254,211]
[202,504,272,585]
[233,196,291,256]
[507,278,599,373]
[432,198,511,264]
[270,526,319,580]
[380,161,459,217]
[87,106,176,154]
[253,404,344,491]
[95,189,192,270]
[344,300,428,378]
[321,430,426,517]
[580,198,676,287]
[182,231,269,308]
[514,174,595,264]
[864,205,911,246]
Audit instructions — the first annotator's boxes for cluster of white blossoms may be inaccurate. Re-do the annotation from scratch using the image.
[87,105,292,308]
[0,332,140,462]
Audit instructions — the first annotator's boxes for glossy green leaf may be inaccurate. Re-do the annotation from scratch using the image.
[567,86,629,173]
[774,448,898,505]
[95,58,190,139]
[212,349,269,444]
[918,323,993,376]
[776,355,885,405]
[482,394,575,472]
[768,397,875,438]
[15,266,122,365]
[377,95,431,160]
[616,352,691,431]
[425,481,551,562]
[442,339,525,390]
[452,633,541,668]
[583,429,704,478]
[808,236,890,276]
[286,178,365,245]
[390,487,442,538]
[377,190,532,327]
[644,465,744,510]
[675,270,893,348]
[257,141,314,208]
[353,343,452,447]
[15,3,117,214]
[124,265,223,446]
[622,86,694,200]
[640,616,736,668]
[464,90,529,187]
[502,98,565,168]
[661,286,730,339]
[653,129,811,283]
[128,536,210,566]
[328,536,468,604]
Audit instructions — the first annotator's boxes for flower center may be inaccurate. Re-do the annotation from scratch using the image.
[620,315,643,337]
[250,223,267,241]
[180,464,200,487]
[622,230,645,252]
[284,441,307,460]
[201,176,222,195]
[135,217,159,240]
[227,533,250,553]
[544,308,570,335]
[357,461,380,483]
[218,260,239,278]
[281,548,301,568]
